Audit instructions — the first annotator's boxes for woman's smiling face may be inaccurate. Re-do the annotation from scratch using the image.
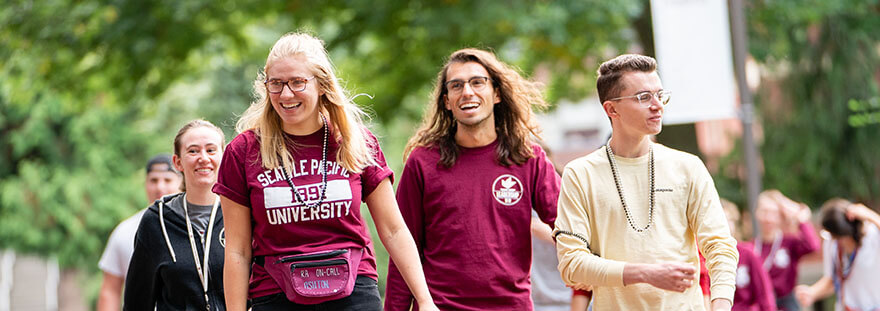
[266,55,324,135]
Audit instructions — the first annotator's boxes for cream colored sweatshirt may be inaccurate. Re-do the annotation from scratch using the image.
[555,144,738,310]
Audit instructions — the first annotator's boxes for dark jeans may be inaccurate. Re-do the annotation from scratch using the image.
[250,276,381,311]
[776,292,801,311]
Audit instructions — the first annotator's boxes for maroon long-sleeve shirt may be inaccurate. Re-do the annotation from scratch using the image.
[755,222,820,298]
[733,242,776,311]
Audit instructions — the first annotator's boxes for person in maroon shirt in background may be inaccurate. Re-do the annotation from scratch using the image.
[215,32,437,311]
[753,190,820,311]
[720,199,776,311]
[384,48,561,310]
[698,253,712,310]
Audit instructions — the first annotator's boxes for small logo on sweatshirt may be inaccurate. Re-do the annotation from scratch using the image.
[219,228,226,248]
[773,249,790,268]
[655,188,674,192]
[492,174,523,206]
[736,266,750,287]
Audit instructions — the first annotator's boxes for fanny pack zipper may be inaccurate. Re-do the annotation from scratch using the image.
[276,249,349,264]
[290,259,347,269]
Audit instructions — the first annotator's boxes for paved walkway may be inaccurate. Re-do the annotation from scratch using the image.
[0,250,86,311]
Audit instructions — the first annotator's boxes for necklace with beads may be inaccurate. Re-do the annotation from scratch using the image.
[278,113,330,208]
[605,141,655,232]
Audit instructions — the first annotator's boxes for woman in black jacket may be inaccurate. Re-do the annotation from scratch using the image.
[124,120,227,310]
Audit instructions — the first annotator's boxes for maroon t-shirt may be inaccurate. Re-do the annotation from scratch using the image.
[213,129,393,299]
[755,222,820,298]
[384,141,560,311]
[733,242,776,311]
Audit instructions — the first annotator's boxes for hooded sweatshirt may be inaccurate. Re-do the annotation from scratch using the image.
[124,192,226,311]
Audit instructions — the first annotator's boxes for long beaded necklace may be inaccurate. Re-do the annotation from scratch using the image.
[605,142,655,232]
[278,114,329,208]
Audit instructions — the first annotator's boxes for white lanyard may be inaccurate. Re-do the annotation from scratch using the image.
[182,194,220,311]
[759,232,782,270]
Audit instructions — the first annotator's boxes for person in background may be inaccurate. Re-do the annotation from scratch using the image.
[384,48,560,310]
[795,198,880,311]
[215,32,436,311]
[97,154,181,311]
[531,212,575,311]
[124,120,227,310]
[753,190,820,310]
[698,253,712,310]
[722,199,775,311]
[530,143,587,311]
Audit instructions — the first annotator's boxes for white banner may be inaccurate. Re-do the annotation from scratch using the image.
[651,0,737,124]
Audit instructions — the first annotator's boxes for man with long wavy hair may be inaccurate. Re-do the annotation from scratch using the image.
[384,48,561,310]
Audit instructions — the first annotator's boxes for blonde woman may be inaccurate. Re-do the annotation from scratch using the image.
[214,32,436,311]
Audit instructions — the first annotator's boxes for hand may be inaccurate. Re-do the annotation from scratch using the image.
[846,203,876,222]
[642,262,696,293]
[417,301,440,311]
[789,202,812,224]
[710,298,732,311]
[777,197,803,221]
[778,198,811,232]
[794,284,815,307]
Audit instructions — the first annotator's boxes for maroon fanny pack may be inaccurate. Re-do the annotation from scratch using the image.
[262,248,363,304]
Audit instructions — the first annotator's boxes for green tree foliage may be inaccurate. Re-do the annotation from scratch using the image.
[715,0,880,208]
[1,0,643,272]
[0,0,256,268]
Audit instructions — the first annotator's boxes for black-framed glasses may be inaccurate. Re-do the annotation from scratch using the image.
[264,76,316,94]
[445,76,491,94]
[608,90,671,107]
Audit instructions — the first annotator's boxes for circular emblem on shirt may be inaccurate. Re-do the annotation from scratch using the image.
[736,266,750,288]
[492,174,523,206]
[219,228,226,248]
[773,249,790,268]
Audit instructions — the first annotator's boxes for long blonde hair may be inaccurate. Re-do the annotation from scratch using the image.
[235,32,375,173]
[405,48,547,167]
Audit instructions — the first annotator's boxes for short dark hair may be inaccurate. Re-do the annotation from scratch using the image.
[146,154,176,174]
[819,198,864,245]
[596,54,657,103]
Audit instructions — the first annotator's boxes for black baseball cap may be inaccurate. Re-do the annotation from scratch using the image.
[145,154,178,174]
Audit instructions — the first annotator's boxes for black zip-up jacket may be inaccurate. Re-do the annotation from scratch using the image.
[123,193,226,311]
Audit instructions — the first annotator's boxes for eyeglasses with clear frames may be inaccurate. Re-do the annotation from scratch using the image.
[608,90,671,107]
[445,76,491,94]
[264,76,316,94]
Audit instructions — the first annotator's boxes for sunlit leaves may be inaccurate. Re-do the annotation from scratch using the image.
[715,0,880,208]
